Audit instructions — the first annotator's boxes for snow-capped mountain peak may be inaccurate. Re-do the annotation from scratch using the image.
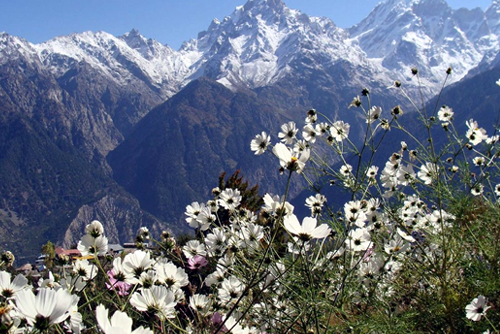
[240,0,286,15]
[177,0,368,88]
[486,1,500,34]
[2,0,500,97]
[348,0,499,87]
[0,32,40,66]
[31,30,192,97]
[121,29,155,58]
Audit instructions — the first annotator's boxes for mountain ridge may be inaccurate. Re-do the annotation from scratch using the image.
[3,0,499,95]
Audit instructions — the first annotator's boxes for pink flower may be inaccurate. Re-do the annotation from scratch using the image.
[210,312,223,326]
[106,270,131,296]
[187,255,208,270]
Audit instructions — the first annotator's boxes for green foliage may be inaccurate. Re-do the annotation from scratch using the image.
[40,241,56,269]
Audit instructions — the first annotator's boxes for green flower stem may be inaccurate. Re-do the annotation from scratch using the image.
[484,314,499,333]
[93,256,123,307]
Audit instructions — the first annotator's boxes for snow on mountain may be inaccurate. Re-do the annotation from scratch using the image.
[35,30,193,97]
[486,0,500,32]
[2,0,500,98]
[349,0,500,87]
[0,32,41,66]
[178,0,374,88]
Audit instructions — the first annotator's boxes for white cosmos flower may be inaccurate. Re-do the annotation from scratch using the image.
[72,259,97,281]
[284,215,331,241]
[123,250,153,284]
[218,188,242,211]
[302,124,318,143]
[466,119,488,146]
[59,272,87,293]
[278,121,298,144]
[15,288,77,330]
[85,220,104,238]
[486,135,499,144]
[262,193,294,216]
[305,194,327,216]
[366,165,379,179]
[418,162,438,185]
[223,315,252,334]
[473,156,485,166]
[68,302,83,334]
[330,120,350,142]
[38,271,60,290]
[250,131,271,155]
[437,105,454,122]
[273,143,310,174]
[396,164,416,186]
[494,184,500,197]
[238,223,264,251]
[339,164,353,177]
[305,109,318,124]
[293,139,310,153]
[345,228,372,252]
[396,227,416,242]
[185,201,204,225]
[154,260,189,291]
[364,198,380,216]
[218,276,244,304]
[0,271,28,299]
[465,295,490,321]
[366,106,382,123]
[344,200,367,227]
[130,285,176,319]
[189,294,211,315]
[196,206,216,231]
[315,122,330,136]
[384,236,408,255]
[96,304,153,334]
[182,240,207,259]
[471,183,484,196]
[77,234,108,257]
[205,267,226,287]
[205,228,227,256]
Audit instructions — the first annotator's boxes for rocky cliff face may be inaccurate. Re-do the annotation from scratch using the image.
[63,192,171,249]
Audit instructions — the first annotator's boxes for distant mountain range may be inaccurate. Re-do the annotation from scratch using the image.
[1,0,500,261]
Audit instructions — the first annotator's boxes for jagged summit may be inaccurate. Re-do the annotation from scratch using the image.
[178,0,362,88]
[347,0,499,86]
[121,28,144,47]
[0,32,40,65]
[120,28,174,60]
[242,0,286,13]
[412,0,452,18]
[486,0,500,33]
[350,0,453,41]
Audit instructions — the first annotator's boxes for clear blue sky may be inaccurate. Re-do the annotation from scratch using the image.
[0,0,493,50]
